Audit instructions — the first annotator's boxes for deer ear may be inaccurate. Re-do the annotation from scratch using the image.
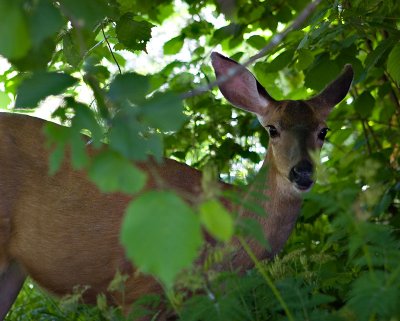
[307,64,354,118]
[211,52,276,115]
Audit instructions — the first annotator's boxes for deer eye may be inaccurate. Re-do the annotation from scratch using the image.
[318,127,329,140]
[266,125,280,138]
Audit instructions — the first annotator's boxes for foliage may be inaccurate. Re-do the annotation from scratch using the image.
[0,0,399,320]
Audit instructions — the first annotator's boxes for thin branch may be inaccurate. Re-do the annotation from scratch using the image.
[366,121,382,151]
[102,26,122,74]
[181,0,322,99]
[361,120,372,155]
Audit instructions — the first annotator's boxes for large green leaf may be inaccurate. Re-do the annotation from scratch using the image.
[264,50,295,73]
[199,199,234,242]
[28,0,63,46]
[116,14,154,51]
[0,2,31,59]
[59,0,109,29]
[0,91,11,109]
[89,151,147,194]
[387,44,400,86]
[108,73,150,105]
[354,91,375,118]
[163,35,185,55]
[15,72,77,108]
[121,191,203,288]
[141,93,186,131]
[304,55,341,91]
[109,109,163,161]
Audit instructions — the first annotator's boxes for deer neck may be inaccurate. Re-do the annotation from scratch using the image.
[261,150,303,257]
[230,149,303,270]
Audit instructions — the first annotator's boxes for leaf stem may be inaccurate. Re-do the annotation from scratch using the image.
[102,25,122,74]
[238,236,295,321]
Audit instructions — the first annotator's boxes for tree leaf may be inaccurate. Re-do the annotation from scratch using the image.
[28,0,63,47]
[387,44,400,86]
[199,199,234,242]
[89,151,147,194]
[296,49,314,70]
[0,91,11,109]
[120,191,203,288]
[63,28,95,67]
[116,14,154,51]
[60,0,109,29]
[304,55,341,91]
[0,2,31,59]
[108,73,150,105]
[15,72,77,108]
[163,35,184,55]
[354,91,375,118]
[246,35,267,50]
[141,93,186,131]
[264,50,295,73]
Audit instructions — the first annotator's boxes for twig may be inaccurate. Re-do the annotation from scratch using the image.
[181,0,322,99]
[102,25,122,75]
[361,120,372,155]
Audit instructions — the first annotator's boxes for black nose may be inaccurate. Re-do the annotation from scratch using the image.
[289,160,314,190]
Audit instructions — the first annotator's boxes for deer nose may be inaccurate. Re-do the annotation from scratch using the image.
[289,160,314,191]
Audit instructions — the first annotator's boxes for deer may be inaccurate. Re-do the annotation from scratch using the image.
[0,52,353,320]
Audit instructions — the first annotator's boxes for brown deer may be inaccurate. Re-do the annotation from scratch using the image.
[0,52,353,320]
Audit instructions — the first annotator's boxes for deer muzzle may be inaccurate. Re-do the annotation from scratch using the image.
[289,160,314,191]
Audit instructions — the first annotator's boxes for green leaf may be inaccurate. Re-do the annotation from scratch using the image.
[387,44,400,85]
[63,28,95,67]
[120,191,203,288]
[108,73,150,105]
[70,100,103,148]
[89,151,147,194]
[296,49,314,70]
[109,108,163,161]
[70,134,89,169]
[141,93,186,131]
[28,0,63,46]
[246,35,267,50]
[264,50,295,73]
[44,123,71,174]
[364,38,394,71]
[347,271,399,321]
[199,199,234,242]
[48,143,66,175]
[354,91,375,118]
[10,38,56,71]
[0,91,11,109]
[116,14,154,51]
[60,0,109,29]
[15,72,77,108]
[304,56,341,91]
[0,2,31,59]
[163,35,184,55]
[63,31,82,67]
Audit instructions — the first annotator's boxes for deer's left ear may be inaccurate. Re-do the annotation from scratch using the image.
[307,64,354,118]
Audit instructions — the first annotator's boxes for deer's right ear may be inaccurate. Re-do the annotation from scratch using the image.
[211,52,276,115]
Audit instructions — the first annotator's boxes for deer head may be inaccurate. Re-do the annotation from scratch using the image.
[211,52,353,195]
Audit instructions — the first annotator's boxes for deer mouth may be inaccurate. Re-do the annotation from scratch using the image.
[293,178,314,192]
[289,160,314,192]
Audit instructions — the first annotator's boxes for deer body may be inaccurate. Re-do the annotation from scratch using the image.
[0,52,353,320]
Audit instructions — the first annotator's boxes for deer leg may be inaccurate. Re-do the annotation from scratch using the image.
[0,261,26,321]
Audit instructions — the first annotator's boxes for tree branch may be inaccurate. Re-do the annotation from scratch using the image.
[181,0,322,99]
